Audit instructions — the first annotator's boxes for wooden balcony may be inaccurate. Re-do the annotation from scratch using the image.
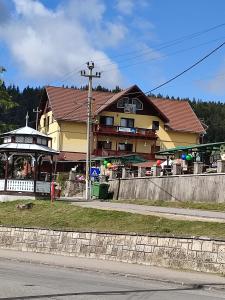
[93,124,157,139]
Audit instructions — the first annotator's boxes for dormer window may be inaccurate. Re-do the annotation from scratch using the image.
[117,97,143,110]
[37,137,47,146]
[117,97,129,108]
[24,136,33,143]
[15,136,33,143]
[132,98,143,110]
[15,136,24,143]
[3,136,11,143]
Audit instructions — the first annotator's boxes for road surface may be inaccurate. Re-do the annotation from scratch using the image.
[0,258,225,299]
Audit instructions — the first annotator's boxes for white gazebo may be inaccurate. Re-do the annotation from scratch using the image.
[0,116,58,200]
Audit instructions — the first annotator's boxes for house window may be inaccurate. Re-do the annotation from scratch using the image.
[117,97,143,110]
[97,141,112,150]
[117,97,129,108]
[100,116,114,126]
[152,121,159,130]
[118,143,133,152]
[46,116,50,131]
[132,98,143,110]
[120,118,134,128]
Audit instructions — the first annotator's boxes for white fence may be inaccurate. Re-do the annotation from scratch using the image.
[0,180,50,194]
[0,180,4,191]
[7,180,34,192]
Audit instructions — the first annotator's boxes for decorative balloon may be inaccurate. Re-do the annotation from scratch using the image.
[156,160,161,166]
[103,160,108,166]
[107,163,112,168]
[181,154,186,160]
[186,154,193,161]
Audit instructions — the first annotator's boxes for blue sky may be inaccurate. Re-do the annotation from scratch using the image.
[0,0,225,102]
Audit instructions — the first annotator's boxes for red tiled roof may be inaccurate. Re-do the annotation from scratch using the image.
[57,151,86,161]
[151,98,205,134]
[46,86,114,122]
[44,86,204,134]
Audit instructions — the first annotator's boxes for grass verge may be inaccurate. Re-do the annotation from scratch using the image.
[0,200,225,239]
[112,199,225,212]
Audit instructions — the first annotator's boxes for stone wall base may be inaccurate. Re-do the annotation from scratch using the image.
[0,226,225,275]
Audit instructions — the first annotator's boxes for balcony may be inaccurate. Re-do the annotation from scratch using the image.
[92,149,155,160]
[93,124,157,139]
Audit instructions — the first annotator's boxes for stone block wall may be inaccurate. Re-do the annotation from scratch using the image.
[0,226,225,274]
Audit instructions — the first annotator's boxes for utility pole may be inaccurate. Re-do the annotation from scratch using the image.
[33,107,42,130]
[81,61,101,201]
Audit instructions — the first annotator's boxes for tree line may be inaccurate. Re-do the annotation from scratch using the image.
[0,83,224,143]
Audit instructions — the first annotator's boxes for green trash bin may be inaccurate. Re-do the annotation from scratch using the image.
[92,182,109,199]
[92,182,100,198]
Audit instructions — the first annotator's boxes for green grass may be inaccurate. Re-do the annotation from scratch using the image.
[1,200,225,239]
[113,199,225,212]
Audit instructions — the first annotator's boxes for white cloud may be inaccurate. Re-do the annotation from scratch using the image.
[116,0,134,15]
[197,62,225,95]
[0,0,127,88]
[14,0,51,17]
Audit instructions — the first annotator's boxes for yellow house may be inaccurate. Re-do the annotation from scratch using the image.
[38,85,205,169]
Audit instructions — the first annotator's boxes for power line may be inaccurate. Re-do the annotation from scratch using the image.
[99,34,225,71]
[102,40,225,98]
[149,41,225,93]
[93,22,225,65]
[44,22,225,86]
[101,35,225,73]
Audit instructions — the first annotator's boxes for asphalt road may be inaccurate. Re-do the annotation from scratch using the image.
[0,259,225,300]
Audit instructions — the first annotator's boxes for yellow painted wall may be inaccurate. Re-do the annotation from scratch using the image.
[39,109,200,154]
[157,130,199,150]
[40,112,87,152]
[60,122,87,153]
[98,111,155,129]
[99,111,200,151]
[39,111,60,150]
[96,136,153,153]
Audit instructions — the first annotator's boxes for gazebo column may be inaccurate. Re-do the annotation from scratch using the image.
[37,156,42,180]
[4,153,9,192]
[50,155,54,182]
[33,153,37,194]
[11,155,14,178]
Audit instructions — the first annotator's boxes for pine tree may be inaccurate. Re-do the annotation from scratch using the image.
[0,68,17,133]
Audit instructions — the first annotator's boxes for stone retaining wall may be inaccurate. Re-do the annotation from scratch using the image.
[109,173,225,202]
[0,226,225,274]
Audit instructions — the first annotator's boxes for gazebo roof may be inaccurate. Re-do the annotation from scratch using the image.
[0,142,59,154]
[0,114,58,155]
[0,126,49,138]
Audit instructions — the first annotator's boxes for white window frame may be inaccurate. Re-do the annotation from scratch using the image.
[117,97,143,110]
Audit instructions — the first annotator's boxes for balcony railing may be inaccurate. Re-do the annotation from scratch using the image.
[93,124,157,138]
[92,149,155,160]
